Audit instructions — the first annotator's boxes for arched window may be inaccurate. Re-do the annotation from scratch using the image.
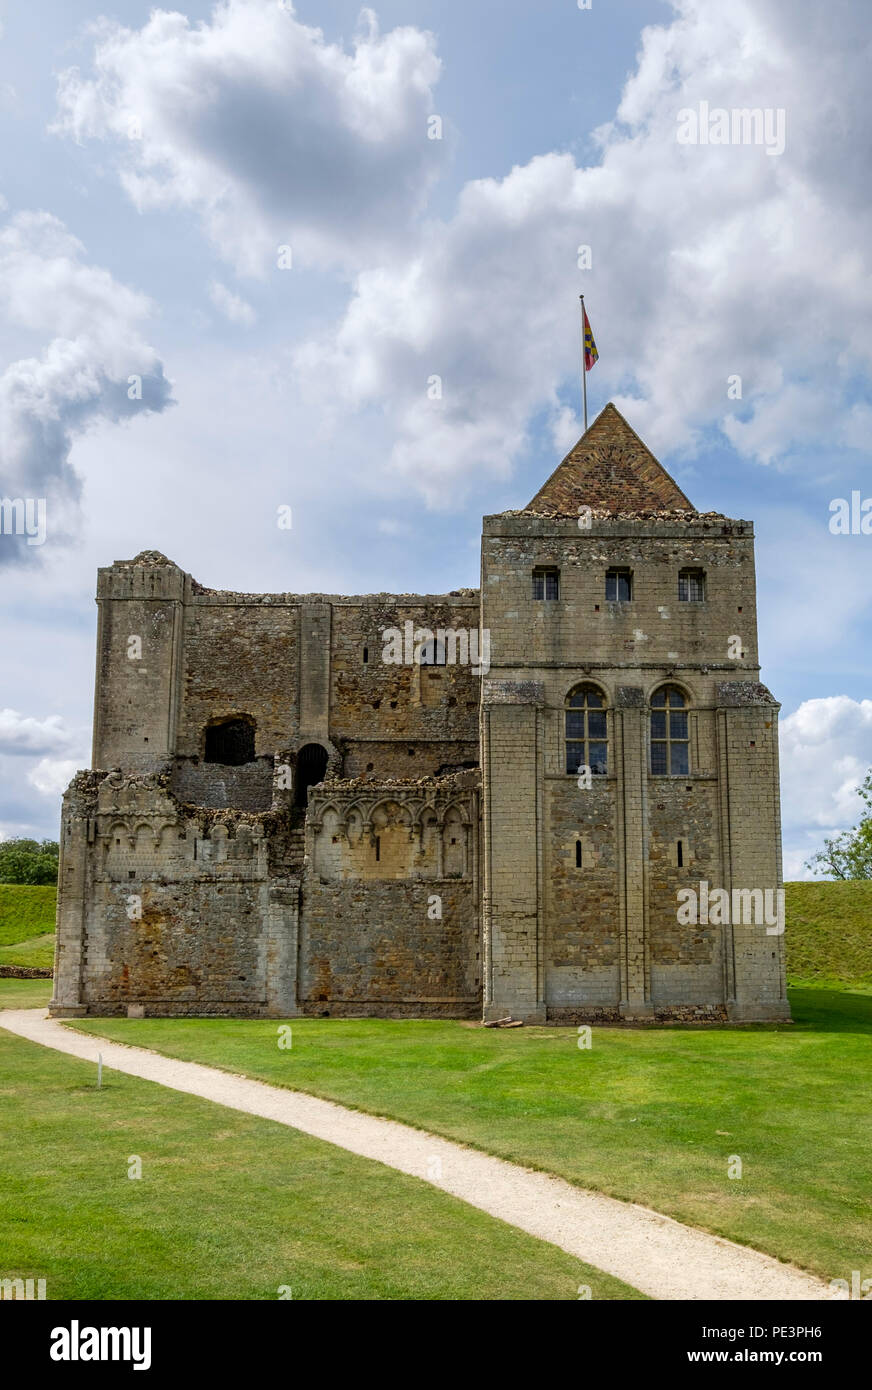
[565,685,608,776]
[650,686,690,775]
[204,716,255,766]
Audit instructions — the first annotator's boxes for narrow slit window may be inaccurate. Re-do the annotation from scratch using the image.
[575,840,582,869]
[363,646,369,664]
[677,840,684,867]
[375,836,381,862]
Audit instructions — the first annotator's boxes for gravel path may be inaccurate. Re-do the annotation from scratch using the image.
[2,1008,835,1301]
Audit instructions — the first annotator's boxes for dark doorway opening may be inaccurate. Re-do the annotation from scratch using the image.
[295,743,329,807]
[204,716,255,766]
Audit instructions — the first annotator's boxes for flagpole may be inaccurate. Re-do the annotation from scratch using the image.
[580,294,588,433]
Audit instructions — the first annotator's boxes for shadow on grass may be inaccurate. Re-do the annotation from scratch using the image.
[787,984,872,1034]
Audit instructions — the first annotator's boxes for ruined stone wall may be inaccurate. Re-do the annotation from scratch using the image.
[93,554,481,782]
[178,598,300,757]
[51,771,298,1018]
[170,756,274,811]
[298,775,480,1017]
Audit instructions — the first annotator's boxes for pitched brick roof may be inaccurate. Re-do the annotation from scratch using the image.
[525,402,695,515]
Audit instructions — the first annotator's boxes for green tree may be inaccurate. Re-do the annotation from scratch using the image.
[806,770,872,879]
[0,838,60,885]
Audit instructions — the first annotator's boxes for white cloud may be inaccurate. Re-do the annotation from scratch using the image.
[0,708,75,756]
[0,210,173,561]
[27,756,82,797]
[208,280,256,327]
[52,0,446,276]
[780,696,872,876]
[293,0,872,501]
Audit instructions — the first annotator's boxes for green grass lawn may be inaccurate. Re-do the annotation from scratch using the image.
[0,884,56,946]
[0,933,55,971]
[786,881,872,986]
[0,1028,640,1301]
[3,880,869,1290]
[67,986,872,1284]
[0,977,52,1010]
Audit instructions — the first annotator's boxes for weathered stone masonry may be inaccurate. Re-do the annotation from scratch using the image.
[52,402,789,1023]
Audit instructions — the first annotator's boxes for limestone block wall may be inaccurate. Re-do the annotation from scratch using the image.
[647,778,723,1005]
[480,514,759,675]
[716,685,788,1021]
[480,512,786,1023]
[544,779,619,1009]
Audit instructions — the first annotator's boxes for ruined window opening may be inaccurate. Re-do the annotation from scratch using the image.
[366,762,374,772]
[565,684,608,776]
[678,568,705,602]
[295,743,329,808]
[204,716,256,767]
[407,747,415,756]
[532,566,560,600]
[650,686,690,776]
[576,840,582,868]
[605,568,632,601]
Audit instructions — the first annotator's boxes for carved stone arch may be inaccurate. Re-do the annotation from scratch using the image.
[646,677,694,707]
[564,677,609,707]
[442,802,469,878]
[309,800,342,835]
[369,799,413,830]
[344,802,366,844]
[439,798,471,828]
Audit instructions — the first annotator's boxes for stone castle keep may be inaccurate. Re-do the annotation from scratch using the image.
[51,404,789,1023]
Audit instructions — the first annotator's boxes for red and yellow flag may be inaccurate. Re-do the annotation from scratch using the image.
[583,305,599,372]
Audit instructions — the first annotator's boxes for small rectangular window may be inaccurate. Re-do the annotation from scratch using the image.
[605,568,632,601]
[532,567,559,600]
[678,569,705,602]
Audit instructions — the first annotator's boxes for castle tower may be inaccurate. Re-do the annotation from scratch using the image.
[480,403,788,1023]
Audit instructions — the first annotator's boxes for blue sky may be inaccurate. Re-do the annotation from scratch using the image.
[0,0,870,875]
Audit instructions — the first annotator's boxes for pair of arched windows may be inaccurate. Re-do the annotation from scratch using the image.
[564,684,690,776]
